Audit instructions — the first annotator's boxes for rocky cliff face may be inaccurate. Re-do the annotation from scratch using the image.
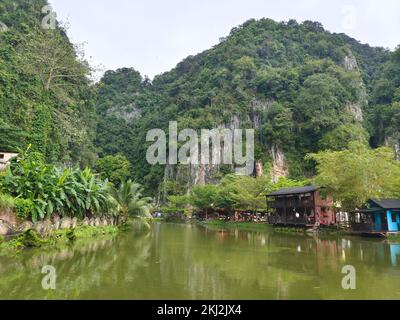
[343,52,358,71]
[395,142,400,161]
[346,103,364,122]
[107,103,142,121]
[270,145,288,182]
[94,19,390,196]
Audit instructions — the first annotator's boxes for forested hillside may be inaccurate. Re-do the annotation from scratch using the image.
[0,1,398,199]
[95,18,396,197]
[0,0,96,166]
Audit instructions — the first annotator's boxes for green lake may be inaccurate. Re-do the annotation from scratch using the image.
[1,222,400,300]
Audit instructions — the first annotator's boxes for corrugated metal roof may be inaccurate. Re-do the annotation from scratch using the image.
[370,199,400,210]
[266,185,318,197]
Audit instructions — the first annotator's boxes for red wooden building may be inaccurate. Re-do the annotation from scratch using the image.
[266,186,335,228]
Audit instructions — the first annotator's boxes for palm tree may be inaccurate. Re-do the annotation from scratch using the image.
[108,180,153,224]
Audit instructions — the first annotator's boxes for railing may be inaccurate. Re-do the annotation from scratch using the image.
[267,198,314,209]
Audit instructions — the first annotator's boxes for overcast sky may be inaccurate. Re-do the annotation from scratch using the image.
[49,0,400,79]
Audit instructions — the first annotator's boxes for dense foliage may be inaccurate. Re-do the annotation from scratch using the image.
[94,154,132,185]
[0,148,153,222]
[94,18,394,198]
[308,142,400,211]
[1,1,398,213]
[0,148,110,221]
[0,0,96,166]
[163,175,309,217]
[368,47,400,150]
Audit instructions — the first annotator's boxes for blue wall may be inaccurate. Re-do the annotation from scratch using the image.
[387,210,400,232]
[374,213,382,231]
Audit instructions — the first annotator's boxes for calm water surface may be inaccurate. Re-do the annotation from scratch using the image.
[1,222,400,299]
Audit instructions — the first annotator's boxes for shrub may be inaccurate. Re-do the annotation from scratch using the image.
[0,193,15,211]
[1,149,111,222]
[20,229,44,248]
[14,198,34,220]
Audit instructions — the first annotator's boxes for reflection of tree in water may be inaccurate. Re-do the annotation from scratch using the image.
[0,222,152,299]
[1,223,400,299]
[185,228,315,299]
[177,226,400,299]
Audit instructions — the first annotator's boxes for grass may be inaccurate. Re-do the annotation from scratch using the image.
[198,220,273,231]
[388,234,400,242]
[149,218,164,223]
[0,224,122,255]
[198,220,317,235]
[0,193,15,211]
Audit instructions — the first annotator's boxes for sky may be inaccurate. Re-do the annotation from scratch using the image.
[49,0,400,79]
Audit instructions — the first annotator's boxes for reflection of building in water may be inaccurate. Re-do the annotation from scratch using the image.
[315,238,339,271]
[390,244,400,267]
[339,238,400,268]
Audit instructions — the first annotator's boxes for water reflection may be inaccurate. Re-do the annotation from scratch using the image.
[0,222,399,300]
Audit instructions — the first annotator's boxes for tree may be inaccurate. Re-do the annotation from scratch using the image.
[0,118,26,151]
[267,177,310,193]
[161,195,191,218]
[94,154,132,185]
[0,2,97,166]
[108,180,153,223]
[16,27,91,93]
[307,142,400,211]
[217,175,269,212]
[295,73,348,136]
[190,185,218,216]
[319,124,369,151]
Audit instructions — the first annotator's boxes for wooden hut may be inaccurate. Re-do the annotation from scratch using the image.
[349,199,400,236]
[266,186,335,228]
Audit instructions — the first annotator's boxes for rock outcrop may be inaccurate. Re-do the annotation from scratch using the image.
[0,220,12,236]
[343,52,358,71]
[270,145,288,183]
[346,103,364,122]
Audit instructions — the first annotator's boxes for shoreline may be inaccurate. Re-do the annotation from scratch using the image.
[0,223,128,256]
[2,219,399,256]
[195,220,400,242]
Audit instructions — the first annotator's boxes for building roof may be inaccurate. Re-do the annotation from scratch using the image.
[266,185,318,197]
[370,199,400,210]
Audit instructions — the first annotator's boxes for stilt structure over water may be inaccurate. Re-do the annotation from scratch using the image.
[349,199,400,237]
[266,186,335,228]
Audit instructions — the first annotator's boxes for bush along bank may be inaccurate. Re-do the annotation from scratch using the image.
[0,219,125,255]
[198,220,273,231]
[0,147,154,253]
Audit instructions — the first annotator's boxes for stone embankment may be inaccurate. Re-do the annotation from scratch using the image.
[0,216,117,237]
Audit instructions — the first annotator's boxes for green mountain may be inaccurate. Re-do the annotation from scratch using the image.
[0,0,96,165]
[0,1,398,199]
[95,18,396,197]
